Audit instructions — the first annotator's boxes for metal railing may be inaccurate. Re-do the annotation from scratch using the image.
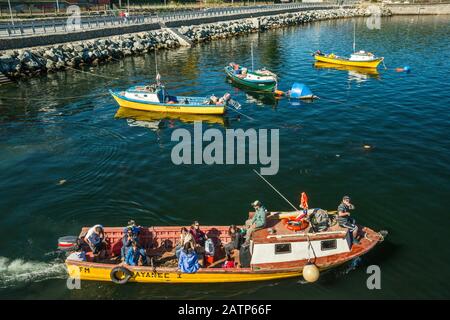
[0,3,354,38]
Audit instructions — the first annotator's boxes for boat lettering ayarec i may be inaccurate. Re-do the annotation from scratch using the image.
[59,209,386,284]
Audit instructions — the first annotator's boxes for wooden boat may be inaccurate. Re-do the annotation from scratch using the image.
[313,51,383,69]
[114,107,226,126]
[110,83,231,115]
[61,210,385,284]
[313,21,383,69]
[225,63,278,92]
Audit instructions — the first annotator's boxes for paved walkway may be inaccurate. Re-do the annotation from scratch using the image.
[0,3,348,39]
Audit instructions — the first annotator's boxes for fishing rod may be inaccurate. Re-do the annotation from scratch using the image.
[252,169,299,212]
[253,169,339,215]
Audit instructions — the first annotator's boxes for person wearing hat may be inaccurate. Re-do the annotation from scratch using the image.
[124,220,141,236]
[337,196,360,244]
[121,220,142,261]
[244,200,268,243]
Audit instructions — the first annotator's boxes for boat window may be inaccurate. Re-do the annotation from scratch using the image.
[275,243,291,254]
[321,240,337,251]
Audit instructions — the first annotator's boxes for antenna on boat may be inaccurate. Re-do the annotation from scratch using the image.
[353,20,356,53]
[252,169,299,212]
[251,42,254,72]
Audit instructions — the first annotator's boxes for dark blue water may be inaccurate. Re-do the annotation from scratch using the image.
[0,15,449,299]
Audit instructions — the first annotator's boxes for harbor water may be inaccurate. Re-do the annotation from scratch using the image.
[0,15,449,299]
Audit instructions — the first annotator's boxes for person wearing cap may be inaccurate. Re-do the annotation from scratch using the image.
[121,220,143,261]
[123,220,141,236]
[244,200,268,243]
[337,196,360,244]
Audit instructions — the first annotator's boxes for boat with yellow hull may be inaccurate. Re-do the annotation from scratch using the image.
[314,52,383,69]
[66,262,310,284]
[109,82,240,115]
[110,90,226,115]
[60,209,385,285]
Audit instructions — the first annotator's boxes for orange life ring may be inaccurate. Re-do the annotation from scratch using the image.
[282,218,309,231]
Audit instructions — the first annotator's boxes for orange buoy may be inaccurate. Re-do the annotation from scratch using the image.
[274,90,285,96]
[282,218,309,232]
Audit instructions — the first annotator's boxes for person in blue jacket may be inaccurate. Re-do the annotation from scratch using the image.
[125,241,148,266]
[121,220,142,260]
[178,242,201,273]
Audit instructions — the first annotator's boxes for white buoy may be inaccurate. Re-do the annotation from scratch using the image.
[303,262,320,283]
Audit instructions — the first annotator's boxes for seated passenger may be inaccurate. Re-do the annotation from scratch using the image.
[337,195,360,244]
[124,220,141,236]
[84,224,107,261]
[244,200,268,244]
[176,227,196,260]
[178,242,201,274]
[125,241,148,266]
[209,95,218,104]
[66,240,87,262]
[224,225,244,256]
[190,221,207,247]
[222,253,235,269]
[121,227,137,261]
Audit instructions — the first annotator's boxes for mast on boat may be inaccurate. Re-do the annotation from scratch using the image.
[251,42,254,72]
[155,51,161,85]
[353,20,356,53]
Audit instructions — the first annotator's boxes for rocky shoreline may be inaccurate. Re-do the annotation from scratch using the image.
[0,8,391,79]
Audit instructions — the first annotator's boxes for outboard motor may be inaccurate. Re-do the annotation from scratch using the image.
[222,93,231,102]
[57,236,80,252]
[224,93,241,109]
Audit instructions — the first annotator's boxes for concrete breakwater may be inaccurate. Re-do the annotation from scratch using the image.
[0,8,391,79]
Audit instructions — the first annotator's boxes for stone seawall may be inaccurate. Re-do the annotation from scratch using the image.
[0,8,391,79]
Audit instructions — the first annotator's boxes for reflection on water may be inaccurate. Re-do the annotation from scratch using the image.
[114,107,228,130]
[314,61,380,83]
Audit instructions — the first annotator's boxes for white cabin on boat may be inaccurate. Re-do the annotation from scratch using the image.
[349,51,378,62]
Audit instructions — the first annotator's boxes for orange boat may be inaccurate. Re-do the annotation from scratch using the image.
[61,210,385,284]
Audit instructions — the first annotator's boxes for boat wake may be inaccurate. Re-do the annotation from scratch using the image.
[0,256,67,289]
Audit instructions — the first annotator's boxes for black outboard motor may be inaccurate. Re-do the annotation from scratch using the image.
[57,236,80,252]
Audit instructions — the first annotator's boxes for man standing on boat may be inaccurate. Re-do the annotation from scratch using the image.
[245,201,268,243]
[337,196,360,244]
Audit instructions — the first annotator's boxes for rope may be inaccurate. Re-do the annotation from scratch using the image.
[0,93,109,101]
[28,52,121,80]
[65,66,120,80]
[306,233,317,263]
[227,106,255,121]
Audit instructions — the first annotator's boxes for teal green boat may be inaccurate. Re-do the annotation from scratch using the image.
[225,63,278,92]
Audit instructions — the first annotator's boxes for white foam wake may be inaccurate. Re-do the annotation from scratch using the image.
[0,256,67,289]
